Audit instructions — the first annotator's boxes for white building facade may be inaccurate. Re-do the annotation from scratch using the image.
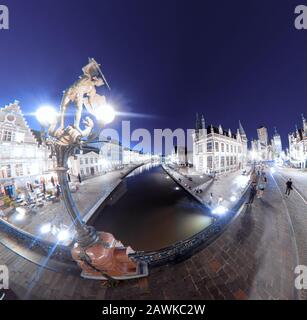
[0,101,54,197]
[193,114,248,175]
[68,150,105,177]
[288,115,307,169]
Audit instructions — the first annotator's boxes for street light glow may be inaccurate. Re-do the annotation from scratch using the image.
[40,223,51,234]
[95,103,115,124]
[212,205,228,215]
[36,105,58,127]
[230,195,237,202]
[57,229,70,242]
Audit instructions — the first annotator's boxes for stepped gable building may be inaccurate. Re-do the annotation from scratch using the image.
[193,113,248,174]
[0,101,53,197]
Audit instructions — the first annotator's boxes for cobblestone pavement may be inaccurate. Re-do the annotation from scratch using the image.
[1,168,306,300]
[2,165,138,244]
[275,166,307,202]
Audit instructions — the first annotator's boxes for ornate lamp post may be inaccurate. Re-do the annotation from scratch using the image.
[36,58,148,280]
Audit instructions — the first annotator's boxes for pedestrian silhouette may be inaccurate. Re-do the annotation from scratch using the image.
[285,178,293,196]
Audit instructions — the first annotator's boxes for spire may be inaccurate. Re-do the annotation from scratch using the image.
[201,114,205,129]
[238,120,246,136]
[218,124,223,135]
[195,113,201,131]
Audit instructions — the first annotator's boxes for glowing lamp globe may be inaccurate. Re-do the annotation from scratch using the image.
[95,103,115,124]
[36,106,58,127]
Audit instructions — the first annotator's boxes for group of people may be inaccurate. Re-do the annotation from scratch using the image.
[246,164,294,206]
[246,167,268,205]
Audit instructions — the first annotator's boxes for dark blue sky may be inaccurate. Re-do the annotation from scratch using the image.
[0,0,306,149]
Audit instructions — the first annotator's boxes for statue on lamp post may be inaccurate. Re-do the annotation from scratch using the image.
[40,58,148,281]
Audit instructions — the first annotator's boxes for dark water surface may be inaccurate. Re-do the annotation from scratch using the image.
[90,163,213,251]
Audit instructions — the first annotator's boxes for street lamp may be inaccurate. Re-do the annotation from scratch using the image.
[35,106,58,128]
[35,58,148,281]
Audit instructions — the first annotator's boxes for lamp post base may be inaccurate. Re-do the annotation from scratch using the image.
[71,231,149,280]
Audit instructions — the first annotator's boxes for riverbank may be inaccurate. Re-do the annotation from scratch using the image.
[1,163,143,245]
[163,164,252,212]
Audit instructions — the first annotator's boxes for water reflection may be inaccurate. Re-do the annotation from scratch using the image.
[90,163,213,251]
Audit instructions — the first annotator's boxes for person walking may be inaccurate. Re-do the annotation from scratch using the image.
[257,176,266,198]
[247,183,257,205]
[285,178,293,196]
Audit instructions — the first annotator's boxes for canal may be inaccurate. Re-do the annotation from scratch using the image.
[89,163,213,251]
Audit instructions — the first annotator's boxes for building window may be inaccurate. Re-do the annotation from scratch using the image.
[2,130,14,142]
[226,156,229,166]
[230,157,233,165]
[86,167,90,174]
[81,169,84,175]
[207,142,213,152]
[80,158,83,165]
[231,145,233,153]
[221,143,224,152]
[238,146,241,153]
[5,164,12,178]
[215,142,219,152]
[85,158,88,165]
[197,144,203,153]
[221,156,225,167]
[207,156,213,169]
[234,146,236,153]
[226,144,229,152]
[95,158,98,163]
[15,164,23,176]
[90,158,93,164]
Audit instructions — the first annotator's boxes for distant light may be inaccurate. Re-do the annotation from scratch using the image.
[200,175,204,178]
[175,186,180,190]
[95,103,115,124]
[230,196,237,202]
[40,223,51,234]
[36,105,57,127]
[166,176,170,179]
[270,167,276,174]
[57,229,70,242]
[212,205,228,215]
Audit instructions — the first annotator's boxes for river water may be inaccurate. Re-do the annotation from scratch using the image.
[90,163,213,251]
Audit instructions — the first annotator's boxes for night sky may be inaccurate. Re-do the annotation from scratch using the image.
[0,0,307,150]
